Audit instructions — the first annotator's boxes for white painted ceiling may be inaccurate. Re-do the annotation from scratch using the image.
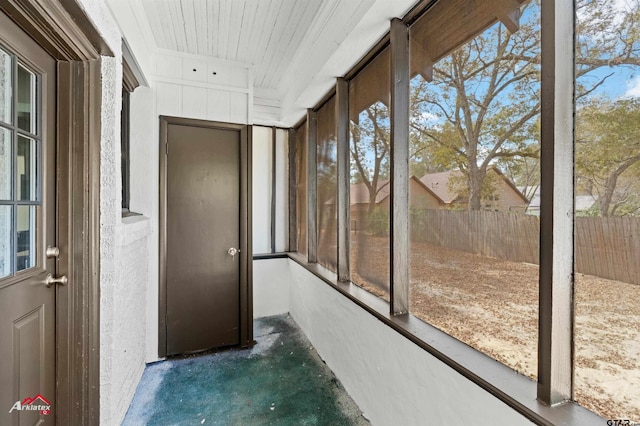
[141,0,324,89]
[110,0,420,125]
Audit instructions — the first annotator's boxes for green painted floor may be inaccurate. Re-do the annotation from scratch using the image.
[122,315,369,426]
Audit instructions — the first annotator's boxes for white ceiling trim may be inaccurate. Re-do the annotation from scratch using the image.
[278,0,419,126]
[108,0,422,126]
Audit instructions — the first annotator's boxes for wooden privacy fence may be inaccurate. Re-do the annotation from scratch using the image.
[411,210,640,285]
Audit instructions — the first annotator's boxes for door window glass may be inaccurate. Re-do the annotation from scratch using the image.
[0,205,10,278]
[17,64,36,134]
[0,48,11,124]
[0,127,10,199]
[16,205,35,271]
[0,48,41,279]
[17,135,38,201]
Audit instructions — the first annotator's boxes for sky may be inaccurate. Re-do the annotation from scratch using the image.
[582,66,640,100]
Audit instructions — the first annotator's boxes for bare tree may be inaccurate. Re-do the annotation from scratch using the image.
[410,0,640,210]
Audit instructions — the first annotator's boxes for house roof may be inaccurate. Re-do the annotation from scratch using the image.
[418,171,460,204]
[349,180,390,205]
[418,169,530,205]
[340,176,443,205]
[334,169,528,206]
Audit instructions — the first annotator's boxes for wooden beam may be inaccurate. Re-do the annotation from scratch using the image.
[307,109,318,263]
[288,128,297,252]
[390,18,410,315]
[336,78,350,281]
[271,126,277,253]
[538,0,575,406]
[496,0,522,33]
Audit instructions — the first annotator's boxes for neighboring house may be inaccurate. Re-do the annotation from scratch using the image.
[523,186,597,216]
[346,177,444,229]
[419,169,529,212]
[347,167,528,231]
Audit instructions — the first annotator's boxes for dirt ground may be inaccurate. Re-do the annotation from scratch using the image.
[350,234,640,421]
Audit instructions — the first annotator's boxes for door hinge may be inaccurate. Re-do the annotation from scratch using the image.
[165,143,168,155]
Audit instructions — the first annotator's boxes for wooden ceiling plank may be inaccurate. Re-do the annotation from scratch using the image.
[410,0,528,69]
[256,2,286,83]
[193,0,208,55]
[226,0,244,60]
[142,0,170,50]
[218,0,231,60]
[262,0,301,88]
[246,0,273,75]
[166,0,187,52]
[277,0,323,83]
[162,0,179,51]
[235,0,253,61]
[257,0,287,85]
[182,0,199,55]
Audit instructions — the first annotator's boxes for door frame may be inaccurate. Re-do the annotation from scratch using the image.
[0,1,110,424]
[159,116,253,358]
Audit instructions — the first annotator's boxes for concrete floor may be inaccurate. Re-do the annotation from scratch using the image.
[122,315,369,425]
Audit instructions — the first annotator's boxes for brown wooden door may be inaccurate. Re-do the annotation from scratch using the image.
[165,123,242,356]
[0,10,57,426]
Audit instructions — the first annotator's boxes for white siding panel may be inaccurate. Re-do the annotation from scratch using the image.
[207,63,249,89]
[206,89,231,122]
[182,58,208,83]
[156,82,182,117]
[229,92,249,124]
[253,105,280,123]
[182,86,207,120]
[155,54,182,79]
[226,67,249,89]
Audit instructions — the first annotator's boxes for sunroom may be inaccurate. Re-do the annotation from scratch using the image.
[0,0,638,425]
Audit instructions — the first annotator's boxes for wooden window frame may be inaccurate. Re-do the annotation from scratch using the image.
[121,89,131,212]
[121,44,142,215]
[288,0,596,423]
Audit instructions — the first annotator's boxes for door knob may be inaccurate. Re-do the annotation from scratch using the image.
[45,246,60,258]
[44,273,68,288]
[227,247,240,258]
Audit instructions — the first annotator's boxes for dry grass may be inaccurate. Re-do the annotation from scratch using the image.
[350,234,640,421]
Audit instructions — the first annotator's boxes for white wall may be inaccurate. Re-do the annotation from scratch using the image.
[274,130,289,252]
[252,126,290,254]
[153,50,251,124]
[251,258,532,426]
[252,127,273,254]
[253,259,290,318]
[74,1,154,424]
[110,217,150,423]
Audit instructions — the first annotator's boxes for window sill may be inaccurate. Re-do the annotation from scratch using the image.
[122,208,143,218]
[119,214,151,246]
[282,252,603,426]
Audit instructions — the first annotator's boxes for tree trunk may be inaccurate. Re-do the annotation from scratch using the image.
[599,154,640,216]
[467,166,485,211]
